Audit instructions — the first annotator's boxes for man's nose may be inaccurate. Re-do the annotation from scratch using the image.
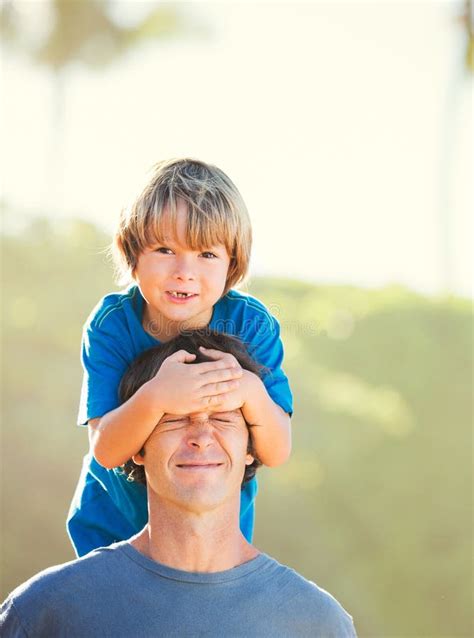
[173,254,196,281]
[186,422,214,449]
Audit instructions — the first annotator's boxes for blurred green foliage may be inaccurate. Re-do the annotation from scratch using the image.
[1,215,472,637]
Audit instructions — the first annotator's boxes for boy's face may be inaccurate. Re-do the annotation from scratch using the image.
[133,200,231,339]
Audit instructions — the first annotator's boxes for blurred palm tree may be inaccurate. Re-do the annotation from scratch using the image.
[438,1,472,293]
[0,0,204,212]
[1,0,191,69]
[464,0,473,71]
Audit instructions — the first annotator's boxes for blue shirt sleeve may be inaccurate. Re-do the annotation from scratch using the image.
[243,305,293,416]
[78,306,134,425]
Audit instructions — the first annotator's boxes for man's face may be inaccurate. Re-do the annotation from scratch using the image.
[133,409,254,513]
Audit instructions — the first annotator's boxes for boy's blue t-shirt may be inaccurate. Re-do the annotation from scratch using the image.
[68,286,293,557]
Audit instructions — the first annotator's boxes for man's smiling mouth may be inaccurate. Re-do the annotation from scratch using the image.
[176,463,224,469]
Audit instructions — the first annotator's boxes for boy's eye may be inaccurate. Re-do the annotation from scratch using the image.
[201,251,218,259]
[155,247,174,255]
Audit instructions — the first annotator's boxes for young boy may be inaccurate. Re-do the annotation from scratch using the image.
[68,158,293,557]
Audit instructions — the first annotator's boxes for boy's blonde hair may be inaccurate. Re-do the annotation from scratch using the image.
[113,158,252,295]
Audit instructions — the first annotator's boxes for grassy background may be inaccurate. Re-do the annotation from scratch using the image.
[2,216,472,637]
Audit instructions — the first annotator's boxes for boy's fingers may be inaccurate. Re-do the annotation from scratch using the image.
[201,393,229,407]
[198,348,239,367]
[199,347,227,360]
[168,349,197,363]
[193,360,239,374]
[199,380,239,397]
[200,368,242,384]
[201,392,242,410]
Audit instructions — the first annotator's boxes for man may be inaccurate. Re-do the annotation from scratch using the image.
[1,331,357,637]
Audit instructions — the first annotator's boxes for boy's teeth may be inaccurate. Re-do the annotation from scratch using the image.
[170,291,191,298]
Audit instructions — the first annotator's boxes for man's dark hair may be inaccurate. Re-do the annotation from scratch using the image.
[119,329,264,486]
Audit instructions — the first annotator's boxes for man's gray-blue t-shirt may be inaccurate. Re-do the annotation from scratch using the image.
[1,543,356,637]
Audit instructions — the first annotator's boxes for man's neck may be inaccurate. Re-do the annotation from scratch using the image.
[130,498,259,573]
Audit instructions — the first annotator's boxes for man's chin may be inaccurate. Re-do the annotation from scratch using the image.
[171,484,230,512]
[173,465,225,488]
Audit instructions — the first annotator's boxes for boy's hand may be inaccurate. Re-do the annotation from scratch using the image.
[195,347,258,414]
[149,349,243,415]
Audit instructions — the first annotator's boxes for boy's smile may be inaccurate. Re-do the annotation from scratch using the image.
[133,200,231,341]
[164,290,198,304]
[167,290,197,303]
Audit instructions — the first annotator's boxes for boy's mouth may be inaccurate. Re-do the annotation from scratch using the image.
[167,291,197,298]
[165,291,198,302]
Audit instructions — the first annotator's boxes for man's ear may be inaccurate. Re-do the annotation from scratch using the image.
[132,449,145,466]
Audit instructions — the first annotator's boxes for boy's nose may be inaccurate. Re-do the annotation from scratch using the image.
[173,255,196,280]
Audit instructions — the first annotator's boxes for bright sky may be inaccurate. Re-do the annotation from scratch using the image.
[1,1,472,297]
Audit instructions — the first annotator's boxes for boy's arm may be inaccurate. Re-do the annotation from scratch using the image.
[240,371,292,467]
[88,380,165,469]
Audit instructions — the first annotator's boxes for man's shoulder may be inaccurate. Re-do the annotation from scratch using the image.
[261,554,344,605]
[85,286,140,331]
[1,545,131,636]
[258,555,356,636]
[2,544,125,611]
